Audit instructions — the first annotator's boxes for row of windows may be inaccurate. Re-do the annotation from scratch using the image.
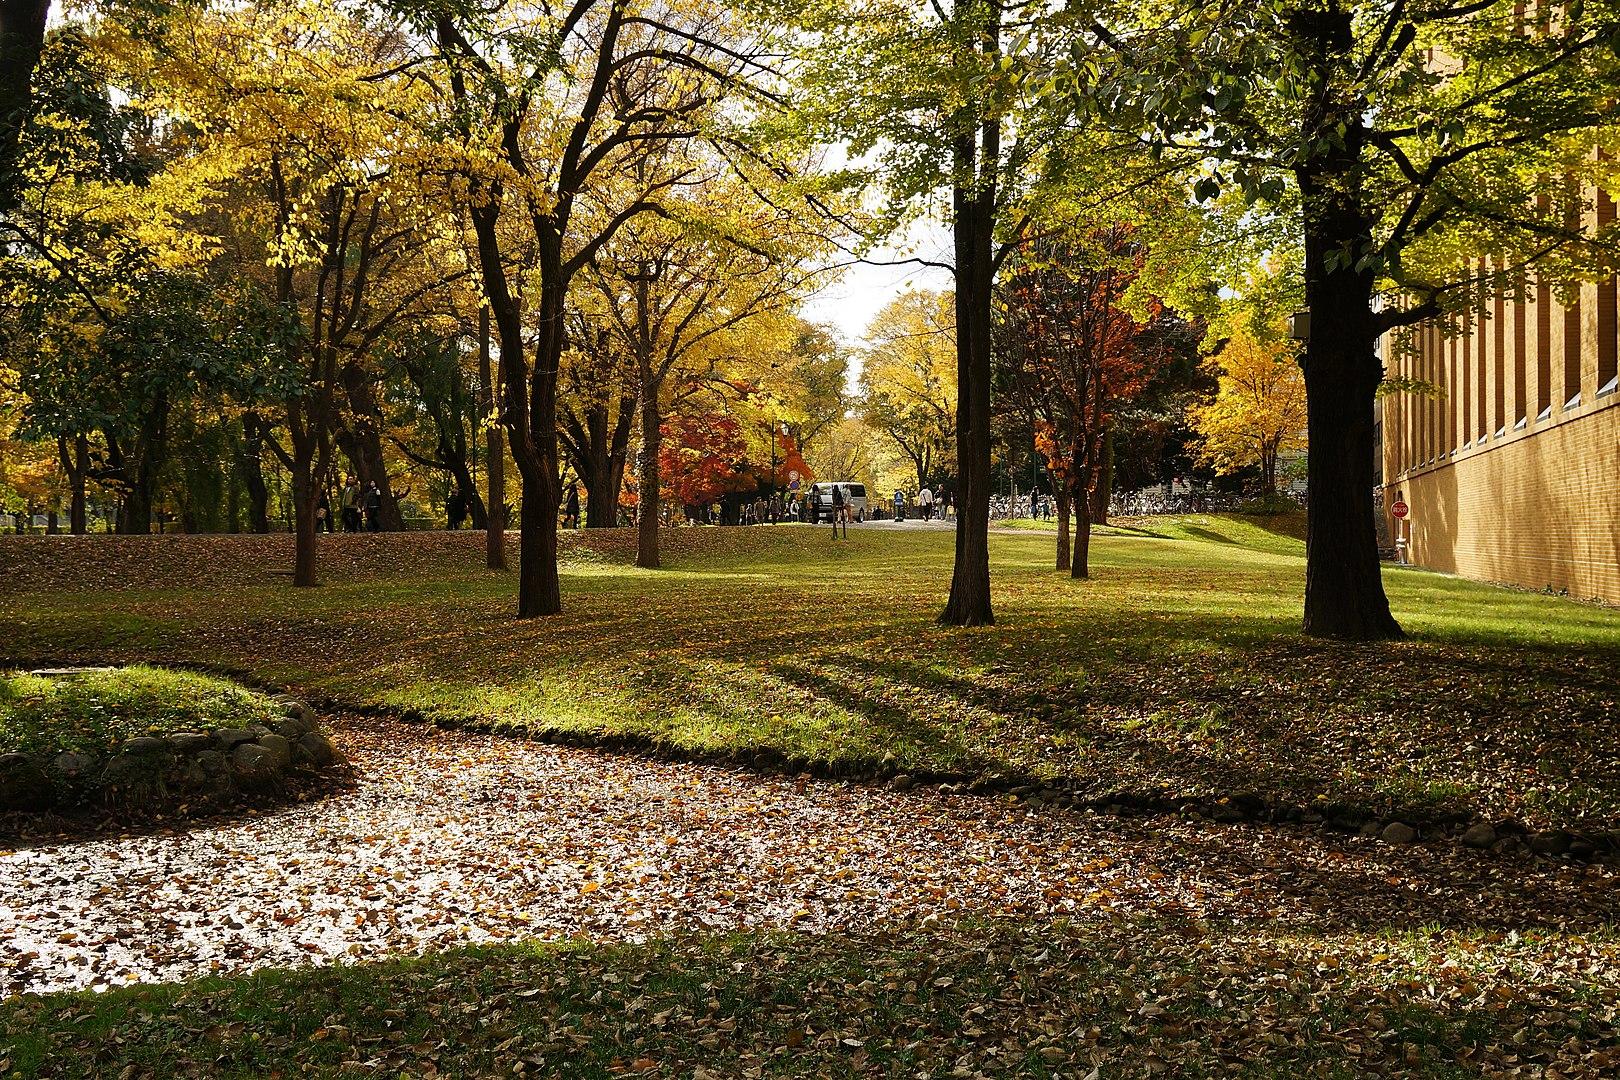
[1385,191,1618,475]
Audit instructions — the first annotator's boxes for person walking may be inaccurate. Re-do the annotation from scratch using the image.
[563,483,580,529]
[830,483,847,539]
[918,484,934,522]
[364,481,382,532]
[769,493,783,524]
[341,476,361,532]
[893,488,905,522]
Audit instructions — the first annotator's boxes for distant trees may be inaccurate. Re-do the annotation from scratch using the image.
[859,290,957,492]
[1188,330,1307,498]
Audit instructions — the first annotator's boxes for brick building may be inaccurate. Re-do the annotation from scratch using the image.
[1379,188,1619,604]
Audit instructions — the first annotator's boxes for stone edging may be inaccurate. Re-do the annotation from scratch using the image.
[0,687,343,814]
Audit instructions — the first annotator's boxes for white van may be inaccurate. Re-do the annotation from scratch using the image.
[809,482,868,522]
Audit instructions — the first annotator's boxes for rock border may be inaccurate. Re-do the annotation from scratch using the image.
[0,683,343,814]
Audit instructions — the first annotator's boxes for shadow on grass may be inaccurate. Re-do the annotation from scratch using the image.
[1,915,1614,1078]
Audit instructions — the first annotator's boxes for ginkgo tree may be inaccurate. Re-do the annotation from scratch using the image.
[1187,328,1307,497]
[859,289,957,492]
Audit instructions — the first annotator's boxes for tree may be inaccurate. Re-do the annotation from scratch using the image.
[434,0,783,613]
[859,289,957,491]
[579,168,819,568]
[997,228,1158,576]
[1088,0,1620,638]
[791,0,1075,625]
[1188,329,1308,496]
[0,0,50,210]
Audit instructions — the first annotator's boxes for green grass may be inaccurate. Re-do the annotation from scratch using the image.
[3,517,1618,828]
[3,917,1614,1078]
[0,665,284,756]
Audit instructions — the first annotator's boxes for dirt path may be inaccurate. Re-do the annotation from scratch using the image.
[4,715,1615,996]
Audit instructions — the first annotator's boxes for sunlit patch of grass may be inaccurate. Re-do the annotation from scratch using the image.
[0,665,284,755]
[4,519,1618,827]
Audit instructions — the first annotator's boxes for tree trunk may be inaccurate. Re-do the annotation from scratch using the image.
[1296,88,1402,640]
[339,362,404,531]
[1054,475,1071,570]
[1071,488,1091,579]
[479,307,507,570]
[69,434,87,534]
[636,369,662,569]
[240,412,272,534]
[0,0,49,213]
[290,453,319,587]
[940,116,998,627]
[1090,424,1113,526]
[582,390,636,528]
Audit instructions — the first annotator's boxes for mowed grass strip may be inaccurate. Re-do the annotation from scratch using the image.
[3,517,1618,829]
[2,917,1616,1078]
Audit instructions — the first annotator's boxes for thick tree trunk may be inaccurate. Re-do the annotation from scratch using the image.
[0,0,49,213]
[1296,102,1402,639]
[290,454,319,587]
[636,372,662,569]
[940,122,997,627]
[240,412,272,534]
[1054,476,1071,570]
[1299,267,1399,638]
[516,484,559,615]
[479,307,507,569]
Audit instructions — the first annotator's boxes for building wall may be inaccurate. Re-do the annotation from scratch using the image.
[1387,404,1619,602]
[1381,192,1620,602]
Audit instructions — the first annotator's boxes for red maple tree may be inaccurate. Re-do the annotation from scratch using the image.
[1000,227,1164,577]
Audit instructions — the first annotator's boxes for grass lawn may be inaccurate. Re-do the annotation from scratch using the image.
[2,516,1618,831]
[0,665,284,756]
[4,918,1616,1078]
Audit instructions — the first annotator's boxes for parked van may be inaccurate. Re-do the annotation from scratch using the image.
[809,482,867,522]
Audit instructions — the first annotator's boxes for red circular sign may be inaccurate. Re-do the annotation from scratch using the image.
[1392,500,1409,519]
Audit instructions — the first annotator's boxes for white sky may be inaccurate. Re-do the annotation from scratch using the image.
[800,212,956,350]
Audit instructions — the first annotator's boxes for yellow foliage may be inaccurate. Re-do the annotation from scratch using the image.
[1186,330,1306,494]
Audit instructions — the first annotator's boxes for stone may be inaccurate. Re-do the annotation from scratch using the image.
[1380,822,1418,844]
[166,732,213,754]
[887,774,914,792]
[1460,823,1497,849]
[194,749,231,792]
[214,728,259,750]
[1527,831,1573,856]
[275,696,315,724]
[257,733,292,769]
[230,743,280,789]
[120,736,169,756]
[274,715,311,740]
[0,753,53,811]
[1568,838,1597,860]
[100,753,166,801]
[50,750,99,781]
[294,731,337,768]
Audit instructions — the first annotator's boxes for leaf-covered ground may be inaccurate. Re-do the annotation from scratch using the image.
[3,713,1618,1077]
[3,520,1617,831]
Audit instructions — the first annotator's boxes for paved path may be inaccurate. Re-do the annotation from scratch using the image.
[4,716,1615,995]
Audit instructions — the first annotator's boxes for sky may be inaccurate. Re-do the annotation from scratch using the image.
[799,219,955,350]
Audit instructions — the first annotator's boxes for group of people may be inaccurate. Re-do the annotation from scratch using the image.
[313,477,385,532]
[889,485,952,522]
